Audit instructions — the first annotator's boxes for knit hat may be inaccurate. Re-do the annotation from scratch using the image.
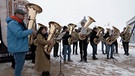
[14,9,26,15]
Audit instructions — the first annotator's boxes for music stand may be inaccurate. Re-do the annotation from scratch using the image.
[55,32,66,76]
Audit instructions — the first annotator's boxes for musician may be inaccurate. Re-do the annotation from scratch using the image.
[73,29,78,55]
[35,26,53,76]
[78,22,89,62]
[62,26,73,64]
[104,29,115,59]
[90,27,98,60]
[6,9,36,76]
[120,27,130,56]
[101,29,106,54]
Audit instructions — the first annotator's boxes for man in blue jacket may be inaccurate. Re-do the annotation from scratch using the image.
[6,9,36,76]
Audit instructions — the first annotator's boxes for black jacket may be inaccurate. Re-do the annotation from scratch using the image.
[90,30,98,43]
[62,31,71,45]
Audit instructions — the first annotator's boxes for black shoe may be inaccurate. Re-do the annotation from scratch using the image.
[107,58,110,59]
[92,57,98,60]
[126,53,129,56]
[80,59,83,62]
[42,71,46,76]
[110,57,114,59]
[84,60,87,63]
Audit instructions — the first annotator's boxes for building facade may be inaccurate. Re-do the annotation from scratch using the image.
[126,16,135,43]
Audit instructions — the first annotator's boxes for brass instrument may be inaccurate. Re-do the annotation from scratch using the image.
[93,26,104,44]
[120,25,131,42]
[79,16,95,40]
[44,21,61,55]
[25,3,42,45]
[106,26,120,44]
[67,23,77,44]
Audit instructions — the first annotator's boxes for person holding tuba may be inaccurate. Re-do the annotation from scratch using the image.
[35,26,54,76]
[73,29,79,55]
[6,9,37,76]
[89,27,99,60]
[104,28,115,59]
[78,21,89,62]
[120,27,131,56]
[62,26,73,64]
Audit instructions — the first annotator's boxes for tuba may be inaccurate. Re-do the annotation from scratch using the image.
[44,21,61,55]
[120,25,131,42]
[25,3,42,45]
[93,26,104,44]
[79,16,95,40]
[67,23,77,44]
[106,26,120,44]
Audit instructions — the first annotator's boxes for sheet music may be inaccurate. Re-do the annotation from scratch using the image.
[55,32,66,40]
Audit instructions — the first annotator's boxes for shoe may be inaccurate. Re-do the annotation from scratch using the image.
[64,61,68,64]
[84,60,87,63]
[126,53,129,56]
[68,59,73,62]
[92,57,98,60]
[80,59,83,62]
[107,58,110,59]
[110,57,114,59]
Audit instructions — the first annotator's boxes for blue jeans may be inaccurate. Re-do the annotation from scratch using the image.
[106,44,114,58]
[62,45,71,61]
[13,52,26,76]
[101,41,105,53]
[90,42,97,58]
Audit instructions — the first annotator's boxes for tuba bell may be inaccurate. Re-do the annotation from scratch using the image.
[106,26,120,44]
[67,23,77,44]
[25,3,42,45]
[120,25,131,42]
[93,26,104,44]
[79,16,95,40]
[44,21,61,55]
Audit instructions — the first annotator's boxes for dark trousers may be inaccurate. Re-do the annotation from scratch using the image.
[53,42,59,57]
[73,42,78,54]
[79,40,88,61]
[122,42,129,55]
[30,44,37,63]
[114,40,118,53]
[90,42,97,58]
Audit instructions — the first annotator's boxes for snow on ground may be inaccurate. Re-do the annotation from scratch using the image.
[0,43,135,76]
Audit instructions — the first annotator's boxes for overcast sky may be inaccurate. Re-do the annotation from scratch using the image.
[27,0,135,31]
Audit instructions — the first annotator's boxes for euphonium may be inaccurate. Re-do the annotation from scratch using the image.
[44,21,61,55]
[67,23,77,44]
[79,16,95,40]
[106,26,120,44]
[120,25,131,42]
[93,26,104,44]
[25,3,42,45]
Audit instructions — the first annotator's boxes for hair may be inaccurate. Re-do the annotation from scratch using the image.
[37,26,47,36]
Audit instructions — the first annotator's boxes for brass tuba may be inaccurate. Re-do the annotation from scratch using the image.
[67,23,77,44]
[44,21,61,55]
[93,26,104,44]
[120,25,131,42]
[25,3,42,45]
[106,26,120,44]
[79,16,95,40]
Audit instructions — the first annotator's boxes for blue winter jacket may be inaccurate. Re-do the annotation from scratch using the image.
[6,17,33,53]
